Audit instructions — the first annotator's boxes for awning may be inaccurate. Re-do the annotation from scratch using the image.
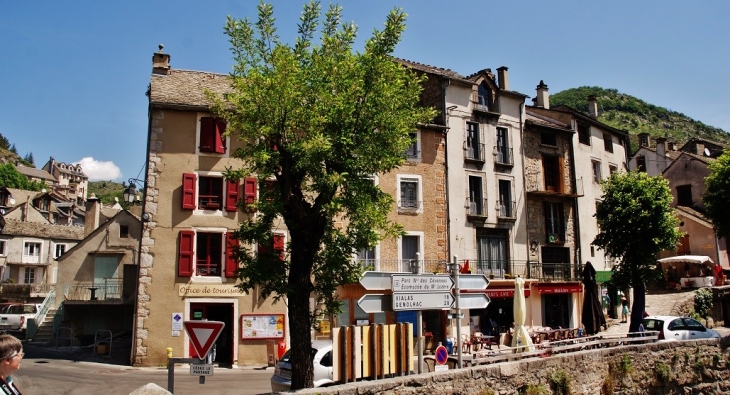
[536,283,582,294]
[595,271,612,283]
[657,255,714,266]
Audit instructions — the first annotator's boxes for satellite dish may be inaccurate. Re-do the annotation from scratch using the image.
[114,197,119,202]
[8,198,15,205]
[42,188,47,193]
[704,148,711,156]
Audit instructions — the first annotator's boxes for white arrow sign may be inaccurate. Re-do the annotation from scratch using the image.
[458,293,491,309]
[458,274,490,291]
[392,274,454,292]
[357,294,393,313]
[392,292,454,311]
[359,271,398,291]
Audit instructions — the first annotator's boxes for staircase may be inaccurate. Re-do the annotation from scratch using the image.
[28,307,57,345]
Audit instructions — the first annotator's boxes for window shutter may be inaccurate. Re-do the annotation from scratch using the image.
[243,177,257,210]
[273,234,285,260]
[199,117,215,152]
[225,179,239,211]
[182,173,197,210]
[214,119,227,154]
[178,230,194,277]
[225,232,239,278]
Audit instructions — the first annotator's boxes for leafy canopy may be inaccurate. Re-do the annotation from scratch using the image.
[0,163,44,191]
[703,150,730,237]
[593,171,681,291]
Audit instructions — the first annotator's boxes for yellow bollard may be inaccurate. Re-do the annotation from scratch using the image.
[166,347,173,359]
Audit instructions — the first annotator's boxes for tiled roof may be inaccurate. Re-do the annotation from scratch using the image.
[525,111,572,131]
[676,206,712,227]
[4,188,41,206]
[149,69,233,109]
[2,219,84,240]
[15,165,55,181]
[392,58,472,84]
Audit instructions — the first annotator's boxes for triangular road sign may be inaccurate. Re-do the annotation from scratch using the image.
[183,320,225,360]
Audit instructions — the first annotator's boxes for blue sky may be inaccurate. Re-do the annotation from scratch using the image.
[1,1,728,182]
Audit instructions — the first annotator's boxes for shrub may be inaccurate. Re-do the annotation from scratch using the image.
[548,369,572,395]
[694,288,713,320]
[654,362,671,385]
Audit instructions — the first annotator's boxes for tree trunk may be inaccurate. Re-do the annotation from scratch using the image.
[629,282,646,333]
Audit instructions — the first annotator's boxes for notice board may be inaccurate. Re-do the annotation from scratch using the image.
[241,314,285,340]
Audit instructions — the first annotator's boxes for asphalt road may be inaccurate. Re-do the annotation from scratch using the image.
[14,350,275,395]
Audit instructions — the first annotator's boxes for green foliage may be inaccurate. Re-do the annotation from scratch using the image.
[704,150,730,237]
[0,133,9,150]
[550,87,730,152]
[518,384,549,395]
[693,288,713,320]
[22,152,34,167]
[594,171,681,292]
[548,369,572,395]
[653,362,671,384]
[618,354,634,375]
[88,180,127,207]
[0,163,43,191]
[208,1,435,390]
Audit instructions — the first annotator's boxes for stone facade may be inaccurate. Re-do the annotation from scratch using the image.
[299,339,730,395]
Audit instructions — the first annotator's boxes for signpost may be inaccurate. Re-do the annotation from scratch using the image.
[391,274,453,292]
[457,274,490,291]
[434,344,449,372]
[357,294,392,314]
[166,320,225,393]
[458,293,490,309]
[392,292,454,311]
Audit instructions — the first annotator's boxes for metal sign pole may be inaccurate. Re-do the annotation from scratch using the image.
[167,357,203,393]
[452,255,462,368]
[412,253,424,374]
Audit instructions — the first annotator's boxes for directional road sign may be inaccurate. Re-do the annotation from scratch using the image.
[183,320,225,360]
[392,292,454,311]
[357,294,393,313]
[392,274,454,293]
[359,271,397,291]
[457,274,490,291]
[458,294,491,309]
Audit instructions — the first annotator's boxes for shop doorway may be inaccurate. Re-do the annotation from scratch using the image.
[190,302,234,366]
[542,294,570,329]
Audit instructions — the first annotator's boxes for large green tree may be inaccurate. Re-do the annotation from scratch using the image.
[593,171,681,332]
[704,150,730,238]
[0,163,43,191]
[210,1,434,389]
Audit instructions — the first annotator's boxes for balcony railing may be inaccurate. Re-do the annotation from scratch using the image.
[526,174,584,197]
[465,197,488,218]
[464,142,486,163]
[397,200,422,214]
[493,146,513,166]
[0,283,53,298]
[356,259,582,282]
[496,201,516,219]
[63,279,124,302]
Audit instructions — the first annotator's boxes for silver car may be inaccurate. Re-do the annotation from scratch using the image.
[270,340,334,392]
[642,315,721,342]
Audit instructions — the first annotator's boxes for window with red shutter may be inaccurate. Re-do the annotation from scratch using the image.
[225,232,239,278]
[273,234,285,260]
[178,230,195,277]
[243,177,257,210]
[214,119,227,154]
[182,173,197,210]
[199,117,215,153]
[225,179,239,211]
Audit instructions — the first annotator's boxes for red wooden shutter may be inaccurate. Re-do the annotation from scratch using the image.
[225,232,239,278]
[178,230,195,277]
[182,173,197,210]
[225,179,239,211]
[214,119,226,154]
[199,117,215,152]
[243,177,257,208]
[273,234,285,260]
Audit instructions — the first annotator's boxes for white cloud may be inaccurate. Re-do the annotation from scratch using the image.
[73,157,122,182]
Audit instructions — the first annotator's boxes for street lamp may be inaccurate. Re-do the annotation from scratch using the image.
[123,178,144,205]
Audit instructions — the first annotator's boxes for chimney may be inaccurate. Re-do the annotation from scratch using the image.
[668,141,676,151]
[152,44,171,75]
[696,141,705,156]
[85,194,101,237]
[587,95,599,119]
[535,80,549,109]
[638,133,650,148]
[497,66,509,90]
[656,136,667,157]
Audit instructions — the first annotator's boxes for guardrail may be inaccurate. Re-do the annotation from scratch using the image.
[25,289,55,340]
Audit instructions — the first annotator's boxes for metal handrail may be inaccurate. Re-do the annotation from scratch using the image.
[465,197,488,217]
[63,279,124,301]
[464,142,486,162]
[25,288,55,340]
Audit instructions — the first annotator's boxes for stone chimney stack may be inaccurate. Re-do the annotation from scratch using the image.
[497,66,509,90]
[587,95,599,119]
[152,44,171,75]
[656,137,667,158]
[638,133,650,148]
[535,80,549,109]
[696,141,706,156]
[85,194,101,237]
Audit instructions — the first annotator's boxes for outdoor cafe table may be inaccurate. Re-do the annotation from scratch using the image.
[471,334,496,350]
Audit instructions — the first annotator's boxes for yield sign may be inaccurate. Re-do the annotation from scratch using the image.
[183,320,225,360]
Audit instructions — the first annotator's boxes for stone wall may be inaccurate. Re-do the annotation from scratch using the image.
[296,338,730,395]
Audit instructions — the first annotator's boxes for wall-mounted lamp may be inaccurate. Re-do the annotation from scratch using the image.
[123,178,145,205]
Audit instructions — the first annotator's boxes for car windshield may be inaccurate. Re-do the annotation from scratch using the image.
[279,348,317,364]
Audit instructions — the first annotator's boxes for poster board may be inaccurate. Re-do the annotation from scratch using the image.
[240,314,285,340]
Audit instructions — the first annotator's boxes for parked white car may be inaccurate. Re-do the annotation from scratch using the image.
[270,340,334,392]
[642,315,720,342]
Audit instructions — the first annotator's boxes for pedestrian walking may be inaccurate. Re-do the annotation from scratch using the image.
[0,334,23,394]
[620,296,629,323]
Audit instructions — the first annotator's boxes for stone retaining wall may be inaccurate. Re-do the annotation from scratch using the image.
[296,338,730,394]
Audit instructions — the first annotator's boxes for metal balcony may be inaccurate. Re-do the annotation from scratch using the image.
[464,142,486,163]
[496,201,516,220]
[465,197,488,219]
[493,146,513,166]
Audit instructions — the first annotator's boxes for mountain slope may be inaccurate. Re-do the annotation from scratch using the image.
[550,87,730,151]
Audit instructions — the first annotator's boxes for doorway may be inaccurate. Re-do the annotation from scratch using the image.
[542,294,570,329]
[189,302,234,366]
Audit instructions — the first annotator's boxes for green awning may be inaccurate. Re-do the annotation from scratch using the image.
[595,271,613,283]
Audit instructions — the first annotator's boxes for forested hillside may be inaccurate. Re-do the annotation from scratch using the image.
[550,87,730,152]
